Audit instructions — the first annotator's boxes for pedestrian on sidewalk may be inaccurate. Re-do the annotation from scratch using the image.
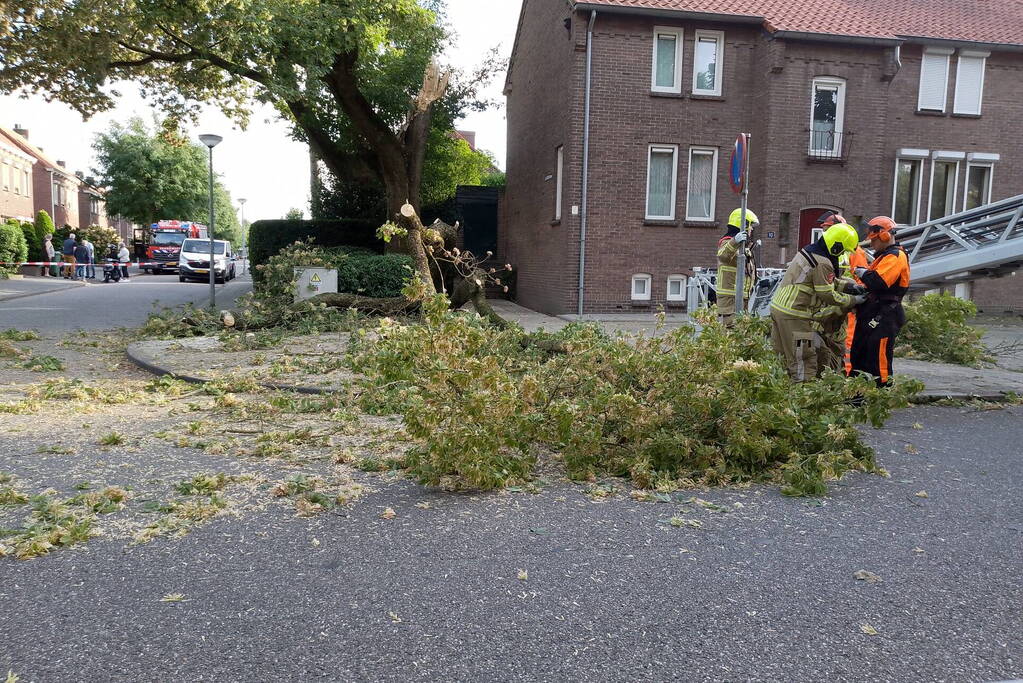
[117,241,131,280]
[42,234,56,277]
[83,238,96,280]
[61,232,76,279]
[73,238,89,281]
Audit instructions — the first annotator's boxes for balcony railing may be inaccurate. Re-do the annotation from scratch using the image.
[807,129,853,163]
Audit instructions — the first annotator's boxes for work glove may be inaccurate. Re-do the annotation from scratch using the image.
[854,266,869,279]
[733,231,748,243]
[843,282,867,295]
[851,293,868,305]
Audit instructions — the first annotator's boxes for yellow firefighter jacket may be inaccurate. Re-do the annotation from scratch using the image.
[770,246,854,320]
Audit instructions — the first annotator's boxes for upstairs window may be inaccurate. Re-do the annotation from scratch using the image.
[809,77,845,155]
[22,170,30,196]
[692,30,724,96]
[651,27,683,93]
[893,157,924,225]
[645,144,678,220]
[918,48,952,112]
[953,50,988,115]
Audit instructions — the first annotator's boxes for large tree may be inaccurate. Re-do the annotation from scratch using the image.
[0,0,493,293]
[93,118,242,243]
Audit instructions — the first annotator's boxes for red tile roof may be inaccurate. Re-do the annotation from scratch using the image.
[575,0,1023,46]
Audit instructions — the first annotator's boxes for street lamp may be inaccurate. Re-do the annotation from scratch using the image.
[199,133,223,311]
[238,197,247,274]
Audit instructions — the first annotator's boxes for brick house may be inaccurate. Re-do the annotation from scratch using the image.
[0,124,82,230]
[77,179,108,230]
[0,135,36,223]
[502,0,1023,314]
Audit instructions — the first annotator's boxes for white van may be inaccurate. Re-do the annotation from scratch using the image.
[178,239,236,283]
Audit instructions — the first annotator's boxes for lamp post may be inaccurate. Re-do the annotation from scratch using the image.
[238,197,247,274]
[198,134,223,310]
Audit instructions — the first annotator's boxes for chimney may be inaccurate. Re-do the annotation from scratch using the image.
[57,160,66,168]
[13,125,28,139]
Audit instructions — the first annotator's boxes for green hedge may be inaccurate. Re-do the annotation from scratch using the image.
[0,220,29,277]
[337,251,414,298]
[248,219,382,282]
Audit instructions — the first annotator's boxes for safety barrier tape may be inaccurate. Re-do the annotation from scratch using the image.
[0,261,194,267]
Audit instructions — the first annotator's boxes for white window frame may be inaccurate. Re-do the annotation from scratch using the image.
[666,274,687,301]
[1,161,8,191]
[651,27,684,94]
[645,144,679,221]
[963,162,994,210]
[808,77,846,155]
[554,145,564,221]
[23,170,30,197]
[892,157,925,226]
[631,273,652,301]
[953,50,989,116]
[685,146,718,222]
[927,152,964,221]
[918,47,952,112]
[691,30,724,96]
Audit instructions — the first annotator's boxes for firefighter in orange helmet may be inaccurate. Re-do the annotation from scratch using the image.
[849,216,911,386]
[843,243,871,374]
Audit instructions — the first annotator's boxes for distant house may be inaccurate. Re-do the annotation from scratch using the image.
[503,0,1023,314]
[0,124,82,229]
[0,135,36,223]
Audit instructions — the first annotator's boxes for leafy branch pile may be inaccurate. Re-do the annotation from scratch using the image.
[897,293,990,366]
[350,297,922,496]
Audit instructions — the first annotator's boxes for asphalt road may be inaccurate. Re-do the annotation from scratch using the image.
[1,403,1020,682]
[0,271,253,332]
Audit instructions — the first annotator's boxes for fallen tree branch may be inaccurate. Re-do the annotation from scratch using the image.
[302,292,421,316]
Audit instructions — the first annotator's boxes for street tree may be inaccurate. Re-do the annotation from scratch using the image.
[0,0,498,295]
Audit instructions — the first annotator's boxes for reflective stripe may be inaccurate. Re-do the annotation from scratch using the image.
[770,301,812,318]
[879,337,890,383]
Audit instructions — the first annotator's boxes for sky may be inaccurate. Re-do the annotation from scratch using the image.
[0,0,523,224]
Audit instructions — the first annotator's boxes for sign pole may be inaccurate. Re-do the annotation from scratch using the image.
[734,133,751,316]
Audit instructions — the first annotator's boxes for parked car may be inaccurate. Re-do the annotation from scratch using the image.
[178,239,236,284]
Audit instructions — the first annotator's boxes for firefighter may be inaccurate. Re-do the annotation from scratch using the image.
[716,208,759,326]
[811,211,854,371]
[849,216,911,387]
[843,243,871,374]
[769,222,866,382]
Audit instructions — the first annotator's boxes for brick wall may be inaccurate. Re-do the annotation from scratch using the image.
[504,4,1023,314]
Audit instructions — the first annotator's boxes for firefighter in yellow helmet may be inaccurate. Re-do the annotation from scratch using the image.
[716,208,759,326]
[769,222,866,382]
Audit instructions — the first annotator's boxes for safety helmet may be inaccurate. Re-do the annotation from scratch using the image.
[822,223,859,256]
[727,208,759,228]
[866,216,897,243]
[816,210,847,228]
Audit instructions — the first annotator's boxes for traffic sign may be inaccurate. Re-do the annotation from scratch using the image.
[729,133,748,194]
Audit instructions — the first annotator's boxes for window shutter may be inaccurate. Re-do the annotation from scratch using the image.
[953,54,986,115]
[918,51,950,111]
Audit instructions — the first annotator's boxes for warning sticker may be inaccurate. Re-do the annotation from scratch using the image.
[311,273,321,284]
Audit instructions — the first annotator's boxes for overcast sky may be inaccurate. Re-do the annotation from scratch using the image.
[0,0,522,224]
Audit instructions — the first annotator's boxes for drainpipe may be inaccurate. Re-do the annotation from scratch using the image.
[48,168,56,221]
[577,9,596,317]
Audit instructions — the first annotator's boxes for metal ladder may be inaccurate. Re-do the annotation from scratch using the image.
[900,193,1023,285]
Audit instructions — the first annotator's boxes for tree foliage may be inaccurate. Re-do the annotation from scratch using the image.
[91,118,240,243]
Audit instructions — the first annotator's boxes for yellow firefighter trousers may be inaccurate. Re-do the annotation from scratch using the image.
[770,313,830,382]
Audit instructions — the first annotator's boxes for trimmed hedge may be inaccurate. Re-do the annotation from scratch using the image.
[0,220,29,277]
[337,251,414,298]
[248,219,382,282]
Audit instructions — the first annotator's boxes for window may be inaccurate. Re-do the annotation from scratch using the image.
[918,48,952,112]
[692,30,724,96]
[631,273,652,301]
[892,158,923,225]
[554,145,563,221]
[928,154,962,221]
[964,163,993,210]
[645,144,678,220]
[1,162,8,191]
[23,170,29,196]
[667,274,687,302]
[651,27,683,93]
[953,50,988,115]
[809,77,845,154]
[686,146,718,221]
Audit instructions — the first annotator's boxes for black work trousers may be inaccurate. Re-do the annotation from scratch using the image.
[850,301,905,387]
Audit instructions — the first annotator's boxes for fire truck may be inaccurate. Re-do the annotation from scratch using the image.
[135,220,208,274]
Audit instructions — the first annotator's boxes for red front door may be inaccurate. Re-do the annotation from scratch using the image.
[798,208,839,248]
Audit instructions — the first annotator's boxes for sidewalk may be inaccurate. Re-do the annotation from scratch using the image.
[127,298,1023,403]
[0,275,84,302]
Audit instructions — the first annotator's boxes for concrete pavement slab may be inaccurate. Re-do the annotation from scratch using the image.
[0,275,84,302]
